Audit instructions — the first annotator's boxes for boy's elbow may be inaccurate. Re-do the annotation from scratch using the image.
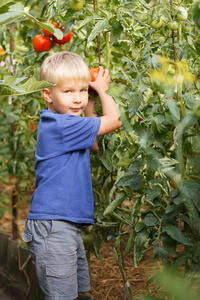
[117,120,122,128]
[90,145,99,152]
[114,119,122,130]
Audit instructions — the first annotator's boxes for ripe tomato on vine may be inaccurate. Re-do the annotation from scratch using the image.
[33,34,52,53]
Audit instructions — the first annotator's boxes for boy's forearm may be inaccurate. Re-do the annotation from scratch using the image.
[88,67,121,135]
[98,90,120,119]
[84,99,99,151]
[84,99,96,117]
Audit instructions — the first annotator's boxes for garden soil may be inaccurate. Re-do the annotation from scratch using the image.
[0,177,161,300]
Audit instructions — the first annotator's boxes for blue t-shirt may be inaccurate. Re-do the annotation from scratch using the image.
[27,109,101,224]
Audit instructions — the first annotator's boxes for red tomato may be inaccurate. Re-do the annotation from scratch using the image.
[30,121,34,131]
[33,34,52,53]
[42,21,58,37]
[53,26,72,44]
[89,68,106,82]
[90,68,99,82]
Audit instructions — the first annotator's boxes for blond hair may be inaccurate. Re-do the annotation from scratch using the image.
[40,51,91,84]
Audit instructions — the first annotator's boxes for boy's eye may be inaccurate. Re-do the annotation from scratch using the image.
[65,90,71,93]
[81,89,88,93]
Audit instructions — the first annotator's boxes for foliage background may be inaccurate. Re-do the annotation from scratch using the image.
[1,0,200,297]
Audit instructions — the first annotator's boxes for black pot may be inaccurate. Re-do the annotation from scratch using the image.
[6,236,20,281]
[0,231,12,268]
[18,245,32,288]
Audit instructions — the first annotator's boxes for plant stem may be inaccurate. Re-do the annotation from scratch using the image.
[103,31,111,70]
[115,246,134,299]
[93,0,101,64]
[170,0,177,61]
[177,22,182,45]
[12,181,19,240]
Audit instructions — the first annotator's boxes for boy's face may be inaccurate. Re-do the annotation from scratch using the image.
[43,79,89,115]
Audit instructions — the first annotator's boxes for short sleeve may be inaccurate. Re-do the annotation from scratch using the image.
[62,115,101,151]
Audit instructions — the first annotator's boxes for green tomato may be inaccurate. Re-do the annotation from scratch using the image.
[69,0,84,11]
[193,100,200,118]
[176,6,188,21]
[150,15,167,29]
[168,20,178,31]
[154,34,166,43]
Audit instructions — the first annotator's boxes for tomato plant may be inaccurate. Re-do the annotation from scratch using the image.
[33,34,52,53]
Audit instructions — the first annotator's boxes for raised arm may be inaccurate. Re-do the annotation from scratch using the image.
[84,98,99,151]
[89,66,121,136]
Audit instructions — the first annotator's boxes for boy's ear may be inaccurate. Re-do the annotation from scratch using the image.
[42,88,52,103]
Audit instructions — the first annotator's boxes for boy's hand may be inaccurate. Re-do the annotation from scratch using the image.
[89,66,110,94]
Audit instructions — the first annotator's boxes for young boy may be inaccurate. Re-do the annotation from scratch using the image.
[22,51,121,300]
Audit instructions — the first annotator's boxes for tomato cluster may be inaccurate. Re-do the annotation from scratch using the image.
[33,21,72,53]
[149,6,187,32]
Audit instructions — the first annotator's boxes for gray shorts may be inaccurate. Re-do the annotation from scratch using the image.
[22,219,91,300]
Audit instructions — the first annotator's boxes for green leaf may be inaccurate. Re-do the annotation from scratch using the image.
[110,209,132,227]
[176,114,197,135]
[135,221,145,233]
[0,10,22,25]
[106,82,125,105]
[40,23,63,39]
[124,231,135,256]
[174,252,190,268]
[145,185,161,201]
[165,99,180,120]
[153,246,169,262]
[131,198,142,218]
[99,149,113,172]
[103,192,126,216]
[1,100,13,116]
[88,19,109,43]
[119,108,133,133]
[116,171,142,190]
[193,0,200,33]
[144,214,158,226]
[115,231,129,248]
[183,93,196,108]
[0,0,16,9]
[134,229,149,267]
[129,91,143,118]
[76,15,97,30]
[110,22,123,45]
[93,236,104,264]
[20,77,54,94]
[0,77,53,97]
[163,225,193,245]
[184,197,200,234]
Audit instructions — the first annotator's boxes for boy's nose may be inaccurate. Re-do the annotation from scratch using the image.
[74,92,81,103]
